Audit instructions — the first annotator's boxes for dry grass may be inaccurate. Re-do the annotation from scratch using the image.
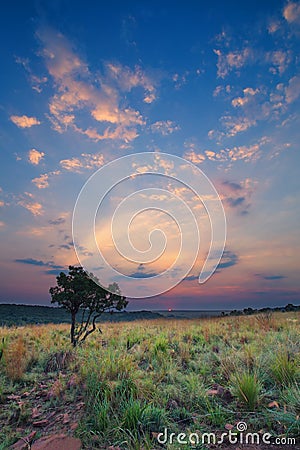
[0,312,299,449]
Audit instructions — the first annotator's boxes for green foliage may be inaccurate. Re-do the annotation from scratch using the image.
[0,338,6,362]
[0,311,300,449]
[93,398,110,433]
[281,383,300,414]
[271,352,298,385]
[49,265,127,346]
[231,371,262,410]
[141,404,168,432]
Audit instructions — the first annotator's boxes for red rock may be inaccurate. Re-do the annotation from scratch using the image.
[32,419,49,427]
[7,394,21,401]
[21,391,31,398]
[268,400,279,408]
[63,413,70,424]
[10,439,28,450]
[10,431,37,449]
[75,401,85,410]
[31,407,41,419]
[31,434,81,450]
[206,389,219,395]
[70,422,79,431]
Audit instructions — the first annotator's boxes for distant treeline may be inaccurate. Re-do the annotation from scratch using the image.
[0,304,163,327]
[0,303,299,327]
[228,303,300,316]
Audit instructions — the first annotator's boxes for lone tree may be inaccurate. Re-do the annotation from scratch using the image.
[49,265,127,346]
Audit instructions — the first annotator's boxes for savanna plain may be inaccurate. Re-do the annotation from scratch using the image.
[0,311,299,449]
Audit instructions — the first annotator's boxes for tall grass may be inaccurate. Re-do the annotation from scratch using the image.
[0,312,299,449]
[231,371,262,410]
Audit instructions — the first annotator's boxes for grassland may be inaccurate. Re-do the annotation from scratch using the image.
[0,311,299,449]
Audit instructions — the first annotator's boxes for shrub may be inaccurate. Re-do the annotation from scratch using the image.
[231,371,262,410]
[271,352,298,386]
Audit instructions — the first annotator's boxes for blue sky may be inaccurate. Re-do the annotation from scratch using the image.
[0,0,299,309]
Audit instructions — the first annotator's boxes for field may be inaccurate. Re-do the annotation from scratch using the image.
[0,311,299,449]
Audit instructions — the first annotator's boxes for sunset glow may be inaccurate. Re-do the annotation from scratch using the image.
[0,1,299,309]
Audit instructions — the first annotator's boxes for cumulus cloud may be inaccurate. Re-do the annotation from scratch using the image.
[28,149,45,165]
[214,47,252,78]
[32,174,49,189]
[32,170,60,189]
[60,152,104,173]
[202,138,270,164]
[285,75,300,103]
[183,150,206,164]
[221,115,256,137]
[227,143,261,162]
[10,115,41,128]
[268,50,292,75]
[150,120,180,136]
[37,28,156,143]
[283,2,300,24]
[232,87,259,107]
[268,21,281,34]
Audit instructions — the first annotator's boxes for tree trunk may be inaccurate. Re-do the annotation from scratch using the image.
[71,312,76,347]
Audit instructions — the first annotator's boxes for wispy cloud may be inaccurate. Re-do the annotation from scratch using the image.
[15,57,48,93]
[48,217,66,225]
[127,263,158,279]
[37,28,156,143]
[106,62,156,103]
[14,258,65,275]
[10,115,41,128]
[222,181,243,192]
[18,197,44,216]
[218,250,238,269]
[255,273,287,280]
[221,178,257,214]
[15,258,63,269]
[28,149,45,165]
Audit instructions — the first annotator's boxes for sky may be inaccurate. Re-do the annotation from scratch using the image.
[0,0,300,310]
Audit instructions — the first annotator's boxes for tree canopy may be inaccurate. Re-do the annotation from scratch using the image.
[49,266,127,346]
